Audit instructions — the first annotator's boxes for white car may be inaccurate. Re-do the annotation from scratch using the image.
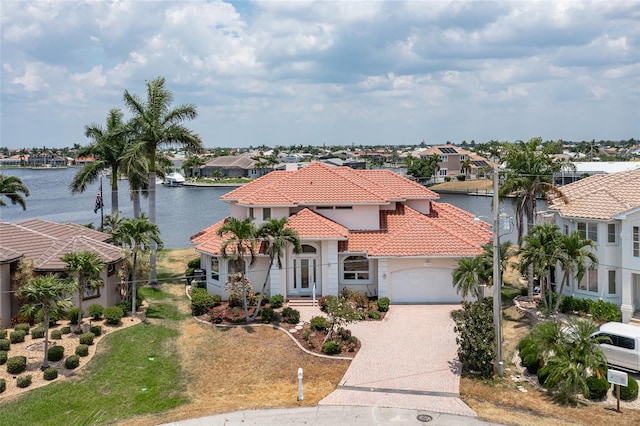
[591,322,640,373]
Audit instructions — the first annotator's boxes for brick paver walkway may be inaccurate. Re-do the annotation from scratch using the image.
[318,305,477,417]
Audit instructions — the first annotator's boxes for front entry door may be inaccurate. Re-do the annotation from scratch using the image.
[290,257,316,296]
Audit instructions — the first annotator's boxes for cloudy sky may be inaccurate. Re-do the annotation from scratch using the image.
[1,1,639,150]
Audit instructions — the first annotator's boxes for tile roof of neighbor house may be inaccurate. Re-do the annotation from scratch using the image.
[0,219,122,270]
[0,246,23,264]
[221,162,439,207]
[204,155,256,169]
[548,169,640,220]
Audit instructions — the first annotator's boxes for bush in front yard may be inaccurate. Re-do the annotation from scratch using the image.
[9,330,26,344]
[0,378,5,393]
[75,344,89,357]
[67,307,83,324]
[6,356,27,374]
[451,298,495,378]
[282,307,300,324]
[61,326,71,334]
[0,339,9,351]
[310,316,329,331]
[104,306,124,325]
[0,351,7,365]
[14,323,30,333]
[260,307,274,324]
[47,345,65,362]
[79,333,95,345]
[65,355,80,369]
[321,340,342,355]
[50,330,63,340]
[620,377,638,401]
[88,303,104,320]
[16,375,32,388]
[376,297,390,312]
[31,326,45,339]
[269,294,284,309]
[368,310,380,320]
[585,376,609,400]
[191,288,219,316]
[43,367,58,381]
[90,325,102,336]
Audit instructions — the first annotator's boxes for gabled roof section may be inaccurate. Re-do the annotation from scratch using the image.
[192,217,267,256]
[0,246,22,264]
[17,219,112,242]
[286,209,349,240]
[36,236,123,270]
[548,169,640,220]
[204,155,256,169]
[220,162,438,207]
[342,203,492,257]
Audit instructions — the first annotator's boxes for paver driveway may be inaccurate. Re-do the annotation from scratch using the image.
[319,305,477,417]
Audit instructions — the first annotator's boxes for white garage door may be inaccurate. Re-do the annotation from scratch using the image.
[389,268,460,303]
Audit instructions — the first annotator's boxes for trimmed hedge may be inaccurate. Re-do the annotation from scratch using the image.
[376,297,390,312]
[368,310,381,320]
[0,378,5,393]
[65,355,80,369]
[31,326,45,339]
[47,345,65,362]
[35,308,61,326]
[321,340,342,355]
[558,296,621,322]
[88,303,104,320]
[67,307,84,324]
[191,288,219,316]
[585,376,609,400]
[6,356,27,374]
[79,333,95,345]
[90,325,102,336]
[0,351,7,365]
[269,294,284,309]
[14,323,30,333]
[309,316,329,331]
[260,307,274,324]
[282,307,300,324]
[43,367,58,381]
[61,326,71,335]
[620,376,639,401]
[9,330,26,344]
[75,344,89,357]
[104,306,124,325]
[0,329,6,339]
[50,330,63,340]
[0,339,10,351]
[16,375,32,388]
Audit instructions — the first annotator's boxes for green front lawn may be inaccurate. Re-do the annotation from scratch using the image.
[0,323,187,426]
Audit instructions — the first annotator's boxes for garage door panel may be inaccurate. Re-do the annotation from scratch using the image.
[389,268,460,303]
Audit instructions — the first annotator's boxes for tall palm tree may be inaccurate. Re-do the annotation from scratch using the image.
[427,153,441,183]
[113,215,163,318]
[460,157,473,180]
[217,217,258,321]
[61,251,105,332]
[251,218,301,320]
[70,109,128,214]
[0,173,30,209]
[123,77,203,284]
[182,155,205,178]
[553,231,598,314]
[519,224,563,309]
[18,275,77,369]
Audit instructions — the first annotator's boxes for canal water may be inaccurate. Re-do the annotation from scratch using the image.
[1,167,527,248]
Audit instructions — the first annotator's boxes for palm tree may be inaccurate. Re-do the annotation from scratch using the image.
[519,224,563,309]
[0,173,30,210]
[452,256,486,301]
[61,251,105,332]
[123,77,203,284]
[70,109,128,214]
[251,218,301,320]
[112,215,163,318]
[427,153,441,183]
[18,275,77,369]
[182,155,205,178]
[481,241,517,286]
[460,157,473,180]
[217,217,258,321]
[553,231,598,314]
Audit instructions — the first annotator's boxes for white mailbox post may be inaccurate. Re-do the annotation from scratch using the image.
[297,368,304,401]
[607,369,628,413]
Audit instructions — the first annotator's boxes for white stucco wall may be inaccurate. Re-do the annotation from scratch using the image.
[312,205,381,230]
[405,199,431,215]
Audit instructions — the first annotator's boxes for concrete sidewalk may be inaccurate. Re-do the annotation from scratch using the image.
[161,405,502,426]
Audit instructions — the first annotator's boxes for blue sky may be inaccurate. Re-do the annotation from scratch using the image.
[1,1,639,149]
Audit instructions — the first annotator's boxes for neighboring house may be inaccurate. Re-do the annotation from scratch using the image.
[0,219,124,328]
[191,162,492,304]
[201,156,261,178]
[547,169,640,323]
[411,145,492,180]
[28,154,67,167]
[554,162,640,186]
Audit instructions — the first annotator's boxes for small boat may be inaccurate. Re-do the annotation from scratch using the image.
[164,172,186,186]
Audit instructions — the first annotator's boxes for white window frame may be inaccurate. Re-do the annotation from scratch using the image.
[577,222,598,242]
[459,155,466,161]
[439,168,448,176]
[578,266,598,293]
[607,223,617,244]
[263,207,271,220]
[439,155,448,162]
[608,269,616,295]
[248,208,254,219]
[340,255,372,284]
[634,226,639,257]
[210,257,220,281]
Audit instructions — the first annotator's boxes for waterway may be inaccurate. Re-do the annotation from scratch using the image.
[1,167,527,248]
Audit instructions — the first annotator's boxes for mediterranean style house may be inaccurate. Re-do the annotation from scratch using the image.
[547,169,640,323]
[191,162,492,303]
[0,219,124,328]
[410,145,493,180]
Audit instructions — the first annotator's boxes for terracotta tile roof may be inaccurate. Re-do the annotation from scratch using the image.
[286,209,349,240]
[192,218,267,256]
[341,203,492,257]
[548,169,640,220]
[0,219,122,271]
[0,246,22,264]
[221,162,438,207]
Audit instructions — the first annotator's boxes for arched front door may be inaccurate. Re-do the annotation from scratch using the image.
[289,244,318,297]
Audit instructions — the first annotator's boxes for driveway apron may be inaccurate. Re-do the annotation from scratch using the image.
[319,305,477,417]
